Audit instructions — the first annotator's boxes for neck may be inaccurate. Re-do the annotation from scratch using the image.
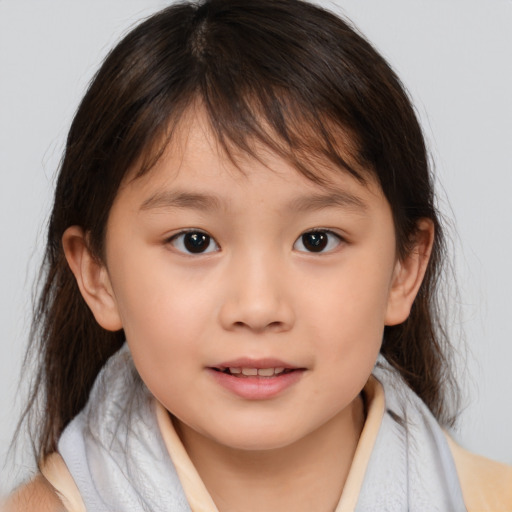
[174,395,365,512]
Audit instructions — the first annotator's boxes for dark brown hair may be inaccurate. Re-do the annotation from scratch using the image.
[21,0,458,461]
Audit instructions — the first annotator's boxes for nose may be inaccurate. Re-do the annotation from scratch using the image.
[218,252,295,333]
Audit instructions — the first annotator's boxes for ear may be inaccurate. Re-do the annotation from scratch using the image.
[385,219,435,326]
[62,226,123,331]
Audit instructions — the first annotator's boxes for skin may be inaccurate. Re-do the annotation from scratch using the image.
[60,111,433,512]
[2,475,66,512]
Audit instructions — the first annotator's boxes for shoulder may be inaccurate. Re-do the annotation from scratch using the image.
[446,434,512,512]
[2,474,66,512]
[3,451,85,512]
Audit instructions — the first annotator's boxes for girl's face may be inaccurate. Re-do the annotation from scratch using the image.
[71,113,428,452]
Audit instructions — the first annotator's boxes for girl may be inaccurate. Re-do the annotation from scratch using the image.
[4,0,511,510]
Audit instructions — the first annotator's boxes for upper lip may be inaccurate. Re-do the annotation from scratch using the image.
[211,358,300,370]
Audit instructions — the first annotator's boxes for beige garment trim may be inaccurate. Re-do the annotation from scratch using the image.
[156,403,220,512]
[335,376,385,512]
[40,452,86,512]
[446,434,512,512]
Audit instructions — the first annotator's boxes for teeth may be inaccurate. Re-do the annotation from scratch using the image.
[257,368,275,377]
[227,367,289,377]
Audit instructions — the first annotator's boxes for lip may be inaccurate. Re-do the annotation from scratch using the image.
[207,358,305,400]
[213,357,298,370]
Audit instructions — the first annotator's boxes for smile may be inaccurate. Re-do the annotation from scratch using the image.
[216,367,291,377]
[209,360,305,399]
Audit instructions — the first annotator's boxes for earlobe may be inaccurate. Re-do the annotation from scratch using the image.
[385,219,434,326]
[62,226,123,331]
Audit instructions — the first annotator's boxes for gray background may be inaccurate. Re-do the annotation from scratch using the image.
[1,0,511,495]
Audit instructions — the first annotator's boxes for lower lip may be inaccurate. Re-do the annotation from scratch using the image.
[208,369,304,400]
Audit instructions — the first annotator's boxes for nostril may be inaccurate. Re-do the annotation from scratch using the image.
[231,320,286,332]
[218,296,295,333]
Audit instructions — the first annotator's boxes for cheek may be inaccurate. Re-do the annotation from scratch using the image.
[111,243,215,324]
[108,254,220,378]
[299,251,395,374]
[303,254,394,331]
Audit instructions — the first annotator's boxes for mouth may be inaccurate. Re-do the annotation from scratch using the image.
[212,366,297,378]
[208,359,305,399]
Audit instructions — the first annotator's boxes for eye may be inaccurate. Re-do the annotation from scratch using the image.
[168,231,220,254]
[293,230,342,253]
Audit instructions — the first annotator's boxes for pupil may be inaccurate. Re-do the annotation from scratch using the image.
[303,232,327,252]
[184,232,209,253]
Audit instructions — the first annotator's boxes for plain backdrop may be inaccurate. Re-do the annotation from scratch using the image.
[1,0,511,495]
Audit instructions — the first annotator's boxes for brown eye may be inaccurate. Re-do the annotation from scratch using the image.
[302,232,327,252]
[170,231,220,254]
[184,232,210,253]
[294,230,342,253]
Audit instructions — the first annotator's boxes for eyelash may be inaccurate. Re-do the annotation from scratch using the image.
[166,229,344,255]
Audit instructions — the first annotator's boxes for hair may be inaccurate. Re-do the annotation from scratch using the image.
[20,0,459,462]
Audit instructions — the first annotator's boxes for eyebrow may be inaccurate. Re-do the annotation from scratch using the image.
[139,189,367,214]
[287,191,368,213]
[140,191,223,212]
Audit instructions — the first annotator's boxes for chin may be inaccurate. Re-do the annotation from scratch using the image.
[206,422,308,452]
[217,436,298,452]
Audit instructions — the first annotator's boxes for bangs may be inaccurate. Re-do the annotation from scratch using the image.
[200,86,367,185]
[134,86,368,188]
